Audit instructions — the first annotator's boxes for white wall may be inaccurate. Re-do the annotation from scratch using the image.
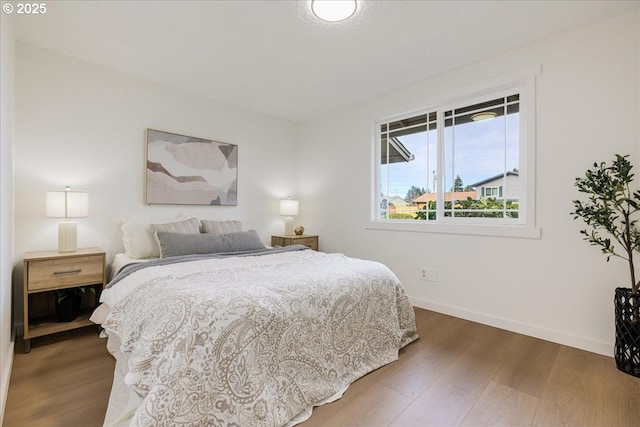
[13,43,299,322]
[0,10,15,422]
[298,9,639,356]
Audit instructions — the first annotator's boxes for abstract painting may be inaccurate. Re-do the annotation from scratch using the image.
[146,129,238,205]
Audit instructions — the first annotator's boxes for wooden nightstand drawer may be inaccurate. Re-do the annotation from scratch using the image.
[27,254,104,291]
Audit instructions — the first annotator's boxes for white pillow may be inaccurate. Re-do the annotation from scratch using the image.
[121,214,191,259]
[201,220,242,234]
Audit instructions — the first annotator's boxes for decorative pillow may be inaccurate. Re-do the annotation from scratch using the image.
[155,230,266,258]
[150,217,201,258]
[121,214,191,259]
[150,217,200,235]
[201,220,242,235]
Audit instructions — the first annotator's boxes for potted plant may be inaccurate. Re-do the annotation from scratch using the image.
[572,154,640,377]
[55,287,94,322]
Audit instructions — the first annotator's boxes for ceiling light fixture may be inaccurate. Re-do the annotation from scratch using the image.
[311,0,357,22]
[471,112,497,122]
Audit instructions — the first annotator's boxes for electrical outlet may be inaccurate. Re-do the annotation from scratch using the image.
[421,267,438,283]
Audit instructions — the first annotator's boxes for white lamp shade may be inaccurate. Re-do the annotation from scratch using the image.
[280,199,299,216]
[46,189,89,218]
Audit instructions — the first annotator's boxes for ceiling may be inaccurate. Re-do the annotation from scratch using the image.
[13,0,638,122]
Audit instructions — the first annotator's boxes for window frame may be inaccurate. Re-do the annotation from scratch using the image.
[368,66,541,239]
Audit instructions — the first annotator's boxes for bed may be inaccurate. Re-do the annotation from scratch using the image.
[93,217,418,427]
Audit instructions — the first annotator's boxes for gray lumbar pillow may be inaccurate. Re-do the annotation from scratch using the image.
[155,230,266,258]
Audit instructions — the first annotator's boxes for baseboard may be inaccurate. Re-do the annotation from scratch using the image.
[0,340,15,425]
[411,297,613,357]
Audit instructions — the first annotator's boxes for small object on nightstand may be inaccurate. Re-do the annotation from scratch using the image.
[271,234,318,251]
[294,226,304,235]
[22,247,106,353]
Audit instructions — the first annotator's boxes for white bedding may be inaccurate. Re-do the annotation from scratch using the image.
[89,254,153,325]
[99,249,418,426]
[110,253,153,279]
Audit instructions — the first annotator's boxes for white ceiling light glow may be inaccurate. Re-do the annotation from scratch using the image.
[311,0,357,22]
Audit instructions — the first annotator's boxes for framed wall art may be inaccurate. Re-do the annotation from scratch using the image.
[146,129,238,205]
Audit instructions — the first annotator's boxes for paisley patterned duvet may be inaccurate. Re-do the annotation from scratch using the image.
[101,249,418,427]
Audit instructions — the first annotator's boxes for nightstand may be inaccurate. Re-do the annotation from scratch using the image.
[22,247,106,353]
[271,235,319,251]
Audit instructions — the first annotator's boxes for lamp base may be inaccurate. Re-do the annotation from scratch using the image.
[284,216,294,236]
[58,222,78,252]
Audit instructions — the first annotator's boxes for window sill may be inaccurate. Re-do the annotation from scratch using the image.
[365,220,541,239]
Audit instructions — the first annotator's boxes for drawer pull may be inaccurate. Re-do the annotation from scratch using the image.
[53,269,82,275]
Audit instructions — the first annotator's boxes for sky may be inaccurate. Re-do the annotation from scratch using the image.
[382,113,519,199]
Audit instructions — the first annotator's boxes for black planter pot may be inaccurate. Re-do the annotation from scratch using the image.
[55,294,81,322]
[614,287,640,377]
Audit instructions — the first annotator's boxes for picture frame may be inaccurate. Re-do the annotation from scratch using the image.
[145,129,238,205]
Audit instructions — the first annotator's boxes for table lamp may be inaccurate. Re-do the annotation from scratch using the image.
[280,198,299,236]
[46,186,89,252]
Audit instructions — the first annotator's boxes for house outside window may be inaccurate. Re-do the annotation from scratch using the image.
[474,171,519,200]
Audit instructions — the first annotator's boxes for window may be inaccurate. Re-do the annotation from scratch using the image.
[373,69,539,238]
[379,111,437,220]
[482,187,500,198]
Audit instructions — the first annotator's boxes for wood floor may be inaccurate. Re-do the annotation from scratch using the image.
[4,308,640,426]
